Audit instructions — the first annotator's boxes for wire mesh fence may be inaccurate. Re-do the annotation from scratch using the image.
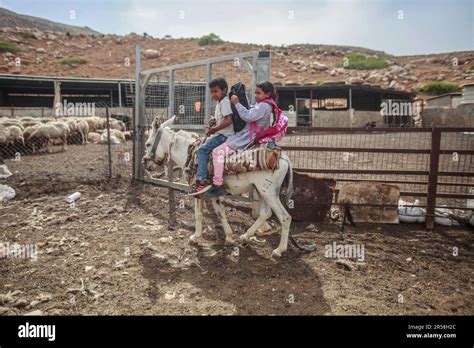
[0,103,133,185]
[281,127,474,211]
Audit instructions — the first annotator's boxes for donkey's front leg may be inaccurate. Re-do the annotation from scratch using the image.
[190,197,204,243]
[210,198,235,245]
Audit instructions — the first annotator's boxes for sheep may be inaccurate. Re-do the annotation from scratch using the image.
[21,121,40,128]
[84,117,95,131]
[109,119,126,131]
[28,123,68,152]
[100,133,120,144]
[19,117,36,123]
[23,124,41,139]
[0,120,24,131]
[23,124,42,153]
[110,129,126,143]
[64,118,82,144]
[96,117,107,130]
[6,125,24,146]
[99,129,125,144]
[76,119,89,144]
[49,121,70,136]
[65,118,78,133]
[0,127,9,145]
[87,132,101,144]
[84,116,105,132]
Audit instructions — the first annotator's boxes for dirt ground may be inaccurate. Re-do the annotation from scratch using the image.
[0,143,473,316]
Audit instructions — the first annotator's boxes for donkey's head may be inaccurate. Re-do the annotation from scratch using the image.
[142,115,176,171]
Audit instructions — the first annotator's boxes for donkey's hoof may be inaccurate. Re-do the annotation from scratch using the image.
[224,238,236,246]
[239,234,250,243]
[189,234,201,244]
[271,249,283,258]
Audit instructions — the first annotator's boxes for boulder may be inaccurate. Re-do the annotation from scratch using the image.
[309,61,328,71]
[143,49,161,59]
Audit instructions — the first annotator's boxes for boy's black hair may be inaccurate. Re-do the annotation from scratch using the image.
[209,77,228,92]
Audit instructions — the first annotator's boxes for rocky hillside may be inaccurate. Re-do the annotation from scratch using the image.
[0,8,99,35]
[0,26,473,93]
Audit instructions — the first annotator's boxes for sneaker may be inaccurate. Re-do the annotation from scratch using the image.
[188,179,211,196]
[205,184,227,199]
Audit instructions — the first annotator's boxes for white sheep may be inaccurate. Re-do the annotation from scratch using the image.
[87,132,101,144]
[76,119,89,144]
[28,123,68,152]
[6,125,25,146]
[0,120,24,131]
[99,129,126,144]
[0,126,9,145]
[23,124,42,153]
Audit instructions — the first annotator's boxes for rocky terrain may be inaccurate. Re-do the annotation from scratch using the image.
[0,24,473,93]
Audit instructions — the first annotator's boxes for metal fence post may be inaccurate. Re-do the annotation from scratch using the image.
[204,63,211,126]
[133,45,142,180]
[106,106,112,179]
[426,127,441,230]
[167,69,177,229]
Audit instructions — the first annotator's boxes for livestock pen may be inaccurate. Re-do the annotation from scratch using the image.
[0,48,473,316]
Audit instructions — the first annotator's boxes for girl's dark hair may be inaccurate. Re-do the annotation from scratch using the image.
[256,81,278,102]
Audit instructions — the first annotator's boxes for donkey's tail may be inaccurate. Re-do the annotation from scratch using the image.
[282,153,293,206]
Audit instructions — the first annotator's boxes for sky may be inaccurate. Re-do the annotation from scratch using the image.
[1,0,473,56]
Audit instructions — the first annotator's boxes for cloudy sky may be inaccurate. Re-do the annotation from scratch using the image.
[1,0,473,56]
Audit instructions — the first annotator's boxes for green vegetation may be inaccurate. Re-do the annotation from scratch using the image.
[338,53,389,70]
[61,56,88,66]
[0,40,19,53]
[417,82,459,96]
[313,80,324,86]
[198,33,223,46]
[19,31,35,39]
[70,73,90,78]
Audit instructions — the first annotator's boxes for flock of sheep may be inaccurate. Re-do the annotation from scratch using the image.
[0,116,131,158]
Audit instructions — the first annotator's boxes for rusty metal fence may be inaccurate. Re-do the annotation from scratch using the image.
[281,127,474,228]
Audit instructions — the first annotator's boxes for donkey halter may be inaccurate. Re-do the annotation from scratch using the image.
[148,126,176,166]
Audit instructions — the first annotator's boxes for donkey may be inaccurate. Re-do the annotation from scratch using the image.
[142,116,294,257]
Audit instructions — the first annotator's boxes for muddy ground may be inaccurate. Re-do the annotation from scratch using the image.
[0,144,473,315]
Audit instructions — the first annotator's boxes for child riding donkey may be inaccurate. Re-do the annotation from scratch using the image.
[189,77,234,195]
[206,81,285,198]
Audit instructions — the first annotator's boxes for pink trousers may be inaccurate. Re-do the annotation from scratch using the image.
[211,143,234,185]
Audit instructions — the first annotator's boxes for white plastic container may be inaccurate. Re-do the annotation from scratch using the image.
[65,192,81,204]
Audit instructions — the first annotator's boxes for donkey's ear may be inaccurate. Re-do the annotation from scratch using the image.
[160,115,176,129]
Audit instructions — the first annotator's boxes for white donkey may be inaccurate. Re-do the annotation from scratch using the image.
[142,116,294,257]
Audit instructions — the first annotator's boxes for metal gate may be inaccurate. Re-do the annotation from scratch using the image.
[132,47,271,227]
[133,47,271,182]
